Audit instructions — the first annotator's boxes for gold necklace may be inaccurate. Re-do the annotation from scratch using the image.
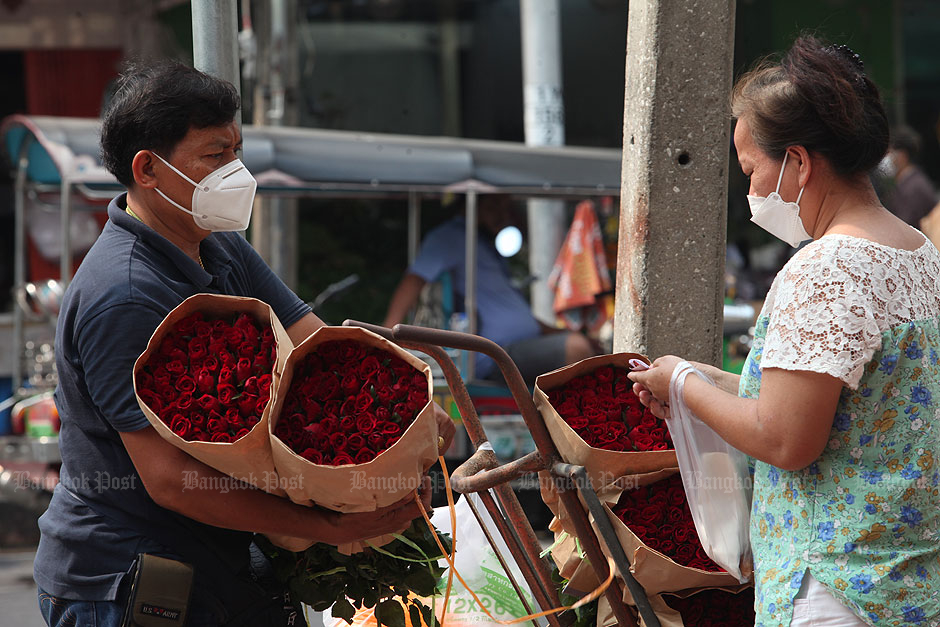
[126,205,205,269]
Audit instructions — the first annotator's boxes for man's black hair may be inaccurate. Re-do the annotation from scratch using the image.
[100,60,240,187]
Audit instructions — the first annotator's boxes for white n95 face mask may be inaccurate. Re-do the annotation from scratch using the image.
[747,152,812,248]
[152,153,257,232]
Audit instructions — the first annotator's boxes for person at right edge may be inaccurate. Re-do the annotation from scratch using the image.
[630,37,940,625]
[880,124,938,228]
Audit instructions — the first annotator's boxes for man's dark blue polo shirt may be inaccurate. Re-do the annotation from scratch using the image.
[34,194,311,604]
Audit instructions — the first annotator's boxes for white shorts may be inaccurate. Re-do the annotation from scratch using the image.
[790,572,868,627]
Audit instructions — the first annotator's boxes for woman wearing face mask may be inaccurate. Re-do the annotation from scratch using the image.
[630,37,940,626]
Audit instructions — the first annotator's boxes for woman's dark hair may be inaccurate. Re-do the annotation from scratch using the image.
[100,60,240,187]
[731,36,889,177]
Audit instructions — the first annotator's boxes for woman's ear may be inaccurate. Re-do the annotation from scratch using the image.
[131,150,158,189]
[789,145,812,189]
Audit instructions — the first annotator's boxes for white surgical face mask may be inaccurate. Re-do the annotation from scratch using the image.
[152,153,257,232]
[746,152,812,248]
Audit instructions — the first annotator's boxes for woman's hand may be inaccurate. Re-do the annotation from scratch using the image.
[627,355,685,419]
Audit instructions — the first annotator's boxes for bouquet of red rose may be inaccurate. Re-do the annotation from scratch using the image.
[134,294,290,492]
[534,354,677,491]
[612,474,722,572]
[596,471,743,606]
[267,326,440,552]
[655,587,755,627]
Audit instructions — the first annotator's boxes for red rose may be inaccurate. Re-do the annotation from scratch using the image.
[375,406,390,422]
[218,366,234,386]
[329,432,348,452]
[340,398,357,418]
[355,448,376,464]
[367,433,386,451]
[346,433,366,452]
[408,388,428,406]
[197,394,221,415]
[223,326,245,348]
[375,368,393,387]
[358,356,382,380]
[175,312,201,336]
[554,400,580,419]
[604,440,630,452]
[210,432,232,443]
[301,448,324,464]
[379,422,402,438]
[636,504,663,527]
[332,452,355,466]
[138,389,163,413]
[623,405,644,428]
[190,412,207,431]
[236,358,252,384]
[355,391,373,413]
[304,421,326,442]
[356,413,377,434]
[166,359,186,377]
[252,352,270,371]
[315,374,341,401]
[170,415,192,439]
[322,401,342,420]
[238,394,259,417]
[566,415,589,430]
[339,341,367,363]
[217,383,237,406]
[258,374,272,396]
[595,365,614,383]
[632,433,655,451]
[244,376,260,396]
[339,415,356,432]
[673,543,698,566]
[174,375,196,396]
[584,408,606,425]
[319,417,338,435]
[657,538,676,556]
[193,319,213,338]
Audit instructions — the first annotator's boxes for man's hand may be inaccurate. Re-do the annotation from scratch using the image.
[323,476,433,545]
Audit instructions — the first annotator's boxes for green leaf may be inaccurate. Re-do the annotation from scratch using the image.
[408,602,423,627]
[332,598,356,623]
[403,569,438,597]
[418,603,435,627]
[375,599,406,627]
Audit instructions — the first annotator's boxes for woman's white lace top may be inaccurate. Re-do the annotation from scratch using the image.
[760,233,940,389]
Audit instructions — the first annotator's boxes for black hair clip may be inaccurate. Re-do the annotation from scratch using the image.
[828,44,865,73]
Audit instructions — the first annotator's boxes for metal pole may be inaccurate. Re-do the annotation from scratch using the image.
[614,0,735,365]
[192,0,242,100]
[60,177,72,285]
[464,190,477,380]
[520,0,566,323]
[407,191,421,265]
[13,141,30,392]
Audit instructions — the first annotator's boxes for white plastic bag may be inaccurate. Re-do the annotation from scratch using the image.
[666,361,752,582]
[429,492,545,627]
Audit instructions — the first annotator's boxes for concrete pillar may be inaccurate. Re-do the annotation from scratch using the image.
[520,0,566,323]
[614,0,736,366]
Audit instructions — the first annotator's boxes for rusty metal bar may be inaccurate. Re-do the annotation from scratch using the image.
[451,449,544,493]
[465,491,540,627]
[555,463,658,627]
[388,324,639,627]
[343,320,563,623]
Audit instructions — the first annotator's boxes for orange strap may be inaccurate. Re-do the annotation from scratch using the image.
[418,456,615,625]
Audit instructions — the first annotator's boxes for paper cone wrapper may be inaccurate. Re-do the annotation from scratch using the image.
[134,294,291,494]
[597,502,742,602]
[268,326,439,515]
[534,353,677,492]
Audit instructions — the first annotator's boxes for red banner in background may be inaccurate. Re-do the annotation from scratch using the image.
[548,200,614,333]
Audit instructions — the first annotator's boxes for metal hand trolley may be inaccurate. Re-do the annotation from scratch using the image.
[345,321,661,627]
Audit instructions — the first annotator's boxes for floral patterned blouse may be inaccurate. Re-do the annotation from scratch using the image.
[738,234,940,626]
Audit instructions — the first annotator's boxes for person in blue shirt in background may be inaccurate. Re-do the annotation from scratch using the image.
[383,194,598,386]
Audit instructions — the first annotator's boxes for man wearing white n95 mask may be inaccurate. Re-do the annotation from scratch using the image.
[34,61,454,627]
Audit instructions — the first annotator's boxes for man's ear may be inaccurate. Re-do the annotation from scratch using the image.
[788,145,812,189]
[131,150,158,189]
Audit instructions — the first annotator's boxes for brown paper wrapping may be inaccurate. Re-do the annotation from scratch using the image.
[133,294,291,495]
[637,587,755,627]
[268,326,440,514]
[533,353,677,493]
[598,502,742,604]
